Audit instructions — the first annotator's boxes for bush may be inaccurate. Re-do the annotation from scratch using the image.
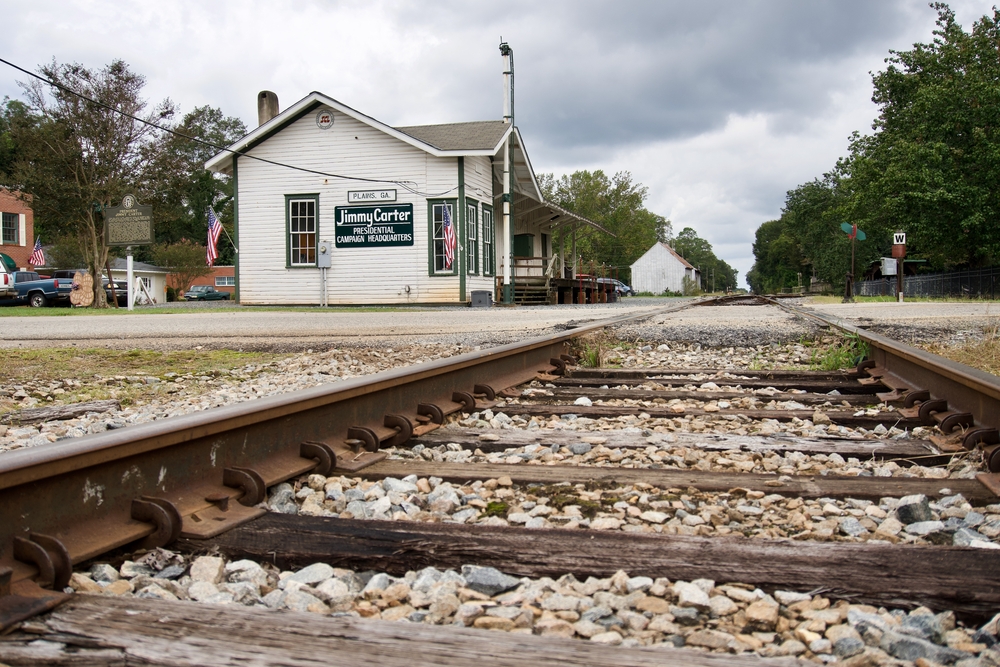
[166,286,177,302]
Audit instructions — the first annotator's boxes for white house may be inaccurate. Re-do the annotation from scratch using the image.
[205,91,605,306]
[630,242,700,295]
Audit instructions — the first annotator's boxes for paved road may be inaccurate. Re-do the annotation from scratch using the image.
[801,300,998,322]
[0,298,688,350]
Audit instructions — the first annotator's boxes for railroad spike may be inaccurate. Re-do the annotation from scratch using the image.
[474,384,497,401]
[939,412,974,434]
[382,414,414,448]
[205,493,230,512]
[987,444,1000,474]
[549,357,568,375]
[903,390,931,408]
[223,468,267,507]
[300,441,337,476]
[12,537,55,590]
[856,359,877,377]
[452,391,477,413]
[346,427,380,452]
[964,427,1000,451]
[417,403,445,425]
[131,497,182,549]
[917,399,948,425]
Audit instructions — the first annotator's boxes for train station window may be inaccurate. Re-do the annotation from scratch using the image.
[286,195,318,266]
[429,200,456,275]
[466,200,478,275]
[482,206,494,276]
[1,212,17,244]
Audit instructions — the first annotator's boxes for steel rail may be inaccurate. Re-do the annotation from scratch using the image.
[0,299,696,625]
[770,298,1000,454]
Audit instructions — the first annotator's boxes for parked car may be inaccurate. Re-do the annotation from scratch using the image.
[185,285,231,301]
[596,277,635,296]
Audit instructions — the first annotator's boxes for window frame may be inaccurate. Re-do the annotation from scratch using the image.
[482,204,495,276]
[215,276,236,287]
[1,212,17,245]
[466,198,478,276]
[427,199,458,276]
[285,194,320,268]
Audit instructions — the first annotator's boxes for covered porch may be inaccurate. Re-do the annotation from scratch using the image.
[490,130,615,305]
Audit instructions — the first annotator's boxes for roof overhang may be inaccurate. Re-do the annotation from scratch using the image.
[510,191,613,237]
[206,92,513,174]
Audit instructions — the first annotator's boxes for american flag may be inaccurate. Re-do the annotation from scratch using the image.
[442,204,455,269]
[207,207,222,267]
[29,238,45,267]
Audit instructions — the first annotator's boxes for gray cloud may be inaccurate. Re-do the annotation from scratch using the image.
[1,0,996,287]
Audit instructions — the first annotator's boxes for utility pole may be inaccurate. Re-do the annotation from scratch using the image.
[500,40,514,304]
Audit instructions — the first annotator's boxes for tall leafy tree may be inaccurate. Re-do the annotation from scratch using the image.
[141,106,245,265]
[845,4,1000,269]
[0,97,35,186]
[751,3,1000,291]
[541,169,670,281]
[13,59,175,306]
[672,227,739,292]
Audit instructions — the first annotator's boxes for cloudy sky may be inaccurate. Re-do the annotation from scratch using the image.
[2,0,997,286]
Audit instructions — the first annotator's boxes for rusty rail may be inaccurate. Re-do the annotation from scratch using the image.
[0,300,694,628]
[770,299,1000,471]
[4,295,1000,628]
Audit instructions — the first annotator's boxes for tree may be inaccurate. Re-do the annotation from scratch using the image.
[151,239,212,294]
[0,97,35,187]
[844,4,1000,269]
[672,227,739,292]
[141,106,245,266]
[746,219,803,294]
[752,4,1000,291]
[13,59,175,307]
[541,170,669,282]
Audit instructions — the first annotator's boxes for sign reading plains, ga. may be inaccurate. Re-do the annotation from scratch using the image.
[334,204,414,248]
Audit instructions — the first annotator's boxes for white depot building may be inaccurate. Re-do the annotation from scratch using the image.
[630,242,701,295]
[206,90,604,306]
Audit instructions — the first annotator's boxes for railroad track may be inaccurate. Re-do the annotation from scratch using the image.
[1,297,999,666]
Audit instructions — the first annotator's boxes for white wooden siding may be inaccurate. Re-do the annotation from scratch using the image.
[464,156,495,292]
[237,109,464,305]
[630,243,693,294]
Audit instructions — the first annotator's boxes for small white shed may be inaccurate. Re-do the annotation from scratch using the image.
[630,243,700,294]
[109,258,169,304]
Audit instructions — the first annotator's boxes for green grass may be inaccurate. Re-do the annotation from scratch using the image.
[0,347,289,416]
[809,333,870,371]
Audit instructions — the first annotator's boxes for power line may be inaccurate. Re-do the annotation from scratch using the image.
[0,56,458,198]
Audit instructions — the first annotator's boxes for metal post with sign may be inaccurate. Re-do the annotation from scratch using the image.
[892,231,906,302]
[104,194,153,311]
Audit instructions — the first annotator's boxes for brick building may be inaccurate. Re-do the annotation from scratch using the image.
[184,265,235,295]
[0,189,36,269]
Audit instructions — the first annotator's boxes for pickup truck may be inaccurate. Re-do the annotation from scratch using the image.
[0,271,73,307]
[0,252,16,298]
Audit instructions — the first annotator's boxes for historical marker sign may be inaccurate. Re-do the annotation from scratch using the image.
[334,204,414,248]
[104,194,153,246]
